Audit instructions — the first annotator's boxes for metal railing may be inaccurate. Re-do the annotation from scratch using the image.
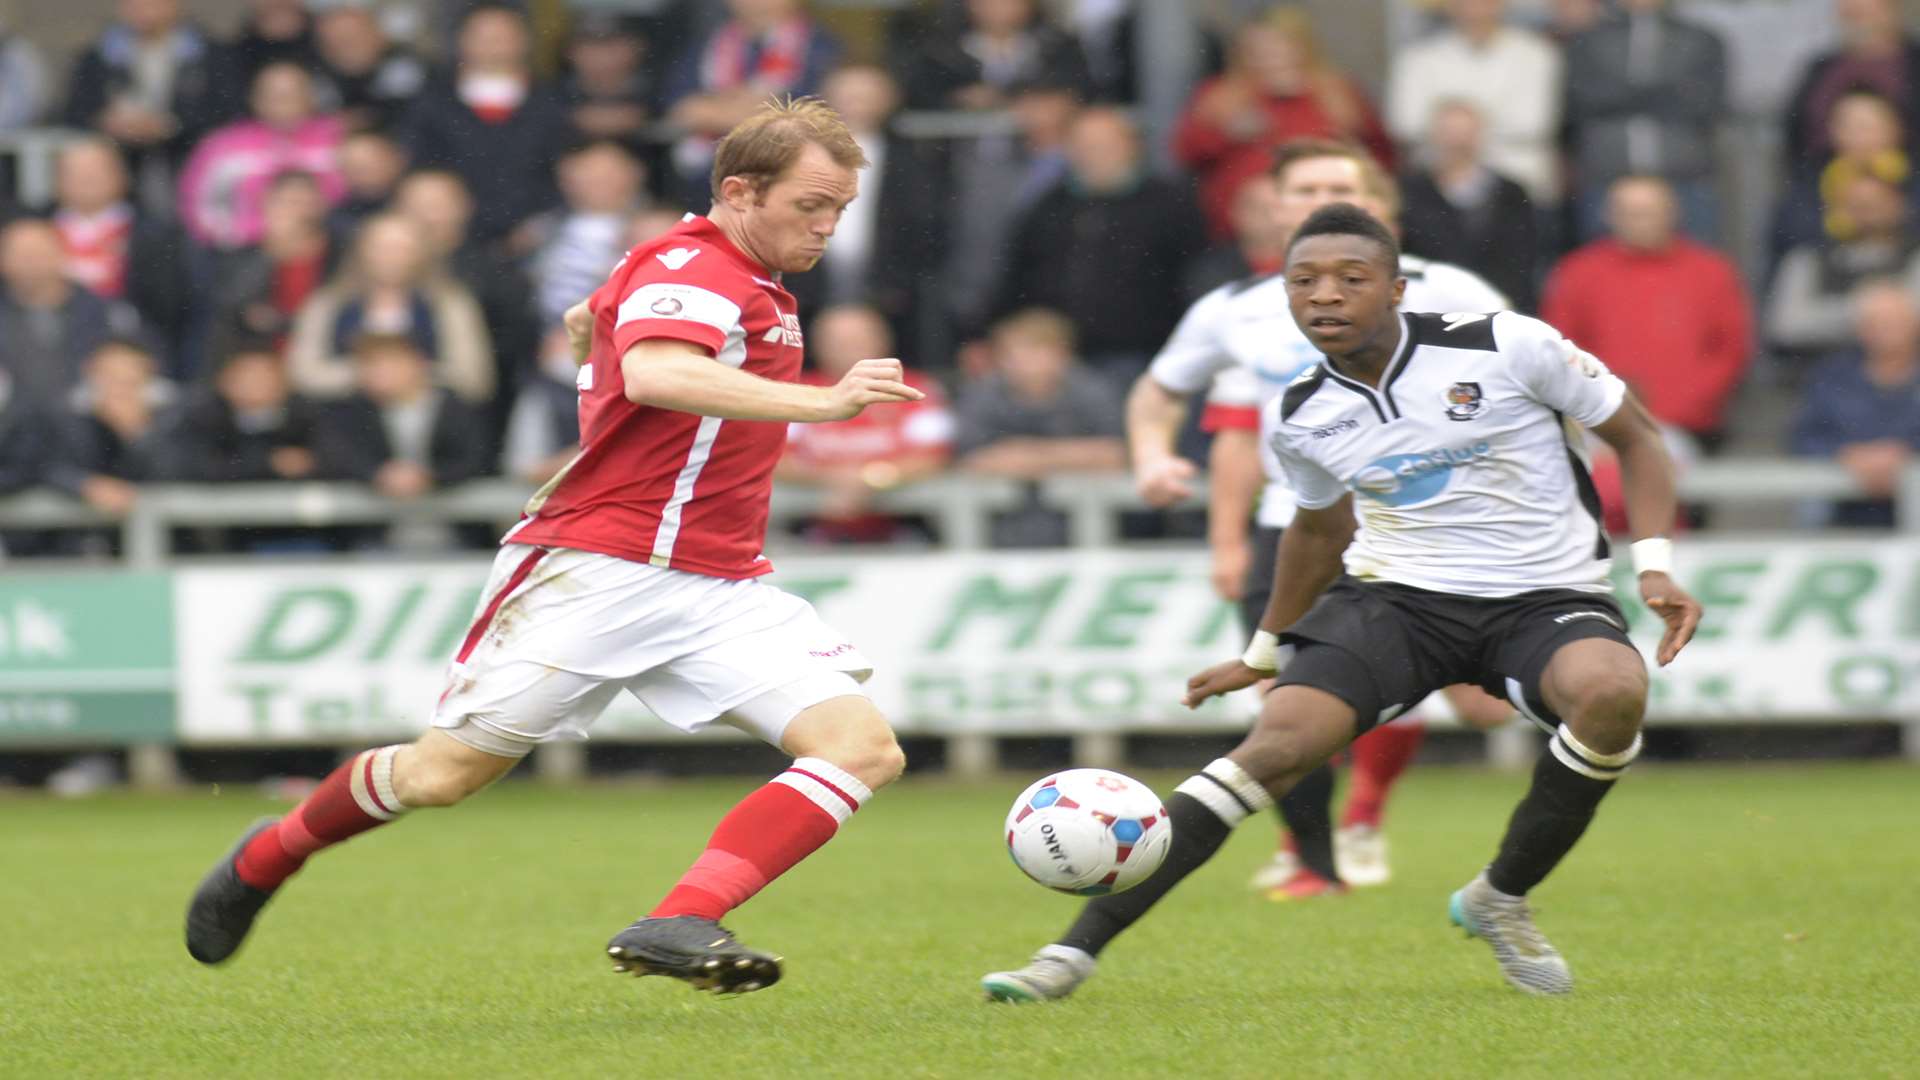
[2,459,1917,567]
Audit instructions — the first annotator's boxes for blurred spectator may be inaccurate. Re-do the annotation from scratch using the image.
[206,170,336,363]
[49,137,195,372]
[991,107,1205,386]
[1055,0,1138,102]
[664,0,842,197]
[898,0,1093,111]
[1783,0,1920,167]
[0,219,142,410]
[171,341,321,483]
[955,308,1125,547]
[1173,8,1393,237]
[393,169,538,416]
[311,2,427,133]
[314,334,491,535]
[942,74,1081,341]
[1769,171,1920,357]
[1181,173,1288,303]
[776,305,953,543]
[1541,176,1751,447]
[1386,0,1561,206]
[1791,279,1920,527]
[402,4,573,241]
[289,213,495,405]
[230,0,314,84]
[785,64,945,350]
[327,128,409,242]
[1546,0,1607,41]
[46,339,178,522]
[500,325,581,486]
[0,366,51,498]
[63,0,239,210]
[1563,0,1728,242]
[1398,99,1539,313]
[562,13,654,144]
[1770,90,1919,268]
[177,61,346,250]
[523,140,648,327]
[0,13,47,132]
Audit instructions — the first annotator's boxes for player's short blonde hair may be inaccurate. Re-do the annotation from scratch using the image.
[1268,137,1401,222]
[710,96,868,202]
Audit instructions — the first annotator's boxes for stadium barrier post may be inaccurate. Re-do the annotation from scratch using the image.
[1072,732,1124,768]
[947,733,995,777]
[128,743,183,790]
[533,742,588,783]
[1486,722,1535,771]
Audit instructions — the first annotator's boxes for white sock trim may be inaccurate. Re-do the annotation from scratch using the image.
[1204,757,1275,812]
[347,747,403,820]
[1550,724,1642,781]
[371,746,404,812]
[773,757,871,826]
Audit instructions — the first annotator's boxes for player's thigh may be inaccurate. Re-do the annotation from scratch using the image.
[624,583,878,749]
[1231,677,1361,790]
[1537,637,1648,754]
[433,653,625,758]
[1487,591,1645,751]
[1277,578,1450,735]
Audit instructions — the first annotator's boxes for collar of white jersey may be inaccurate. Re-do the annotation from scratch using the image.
[1318,313,1417,421]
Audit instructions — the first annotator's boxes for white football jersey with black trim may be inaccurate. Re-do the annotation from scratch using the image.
[1263,310,1627,598]
[1147,255,1508,527]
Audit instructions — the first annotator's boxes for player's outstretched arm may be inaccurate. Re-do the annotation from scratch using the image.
[1591,391,1702,666]
[1124,374,1197,505]
[621,340,922,422]
[1183,497,1355,707]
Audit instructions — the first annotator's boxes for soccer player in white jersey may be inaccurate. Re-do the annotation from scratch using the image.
[1128,137,1513,900]
[187,99,925,995]
[985,203,1701,1002]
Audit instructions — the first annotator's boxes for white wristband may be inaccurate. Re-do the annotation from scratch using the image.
[1241,630,1294,673]
[1630,537,1674,577]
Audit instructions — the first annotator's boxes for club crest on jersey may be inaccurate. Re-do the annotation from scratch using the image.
[650,296,684,316]
[1444,381,1486,421]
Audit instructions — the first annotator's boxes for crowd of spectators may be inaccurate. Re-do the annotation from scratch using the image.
[1,0,1918,552]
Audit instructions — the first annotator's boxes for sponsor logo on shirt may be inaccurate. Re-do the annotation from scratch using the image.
[1553,610,1622,629]
[650,296,684,316]
[1351,441,1494,507]
[1311,418,1360,439]
[762,313,804,347]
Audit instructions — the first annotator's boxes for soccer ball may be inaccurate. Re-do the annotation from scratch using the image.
[1004,769,1173,896]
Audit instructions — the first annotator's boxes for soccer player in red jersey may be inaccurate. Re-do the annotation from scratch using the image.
[186,98,924,995]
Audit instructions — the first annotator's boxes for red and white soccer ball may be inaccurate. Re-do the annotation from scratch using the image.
[1004,769,1173,896]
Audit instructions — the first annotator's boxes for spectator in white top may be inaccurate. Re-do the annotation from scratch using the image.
[1386,0,1562,204]
[523,140,648,328]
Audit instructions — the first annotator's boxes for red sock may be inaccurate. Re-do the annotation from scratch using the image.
[235,746,409,890]
[651,757,872,921]
[1342,720,1424,829]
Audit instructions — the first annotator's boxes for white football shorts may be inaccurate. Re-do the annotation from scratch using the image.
[431,544,873,757]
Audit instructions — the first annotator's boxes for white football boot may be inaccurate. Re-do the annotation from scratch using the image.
[1334,824,1392,887]
[981,944,1096,1003]
[1247,848,1300,892]
[1448,871,1573,995]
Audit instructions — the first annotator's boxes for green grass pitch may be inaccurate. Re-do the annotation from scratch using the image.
[3,763,1914,1078]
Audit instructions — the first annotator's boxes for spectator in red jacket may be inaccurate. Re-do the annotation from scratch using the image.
[1172,8,1393,237]
[777,304,953,543]
[1540,174,1752,448]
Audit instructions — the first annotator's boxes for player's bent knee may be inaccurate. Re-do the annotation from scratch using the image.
[1562,670,1648,754]
[782,696,906,790]
[392,732,520,807]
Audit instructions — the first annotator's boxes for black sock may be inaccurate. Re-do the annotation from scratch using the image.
[1058,758,1272,957]
[1273,763,1340,883]
[1486,725,1639,895]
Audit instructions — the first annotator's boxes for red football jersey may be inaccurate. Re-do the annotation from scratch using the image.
[507,215,805,579]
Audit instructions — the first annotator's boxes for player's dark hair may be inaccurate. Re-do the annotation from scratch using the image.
[1287,203,1400,273]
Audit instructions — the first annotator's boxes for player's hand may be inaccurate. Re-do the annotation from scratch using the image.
[1209,537,1250,601]
[1133,455,1196,507]
[822,358,923,420]
[1183,659,1265,709]
[563,301,595,364]
[1639,572,1701,667]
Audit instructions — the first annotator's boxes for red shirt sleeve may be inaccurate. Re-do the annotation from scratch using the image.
[604,252,746,359]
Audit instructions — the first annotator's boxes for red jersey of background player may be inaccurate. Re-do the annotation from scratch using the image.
[507,214,805,578]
